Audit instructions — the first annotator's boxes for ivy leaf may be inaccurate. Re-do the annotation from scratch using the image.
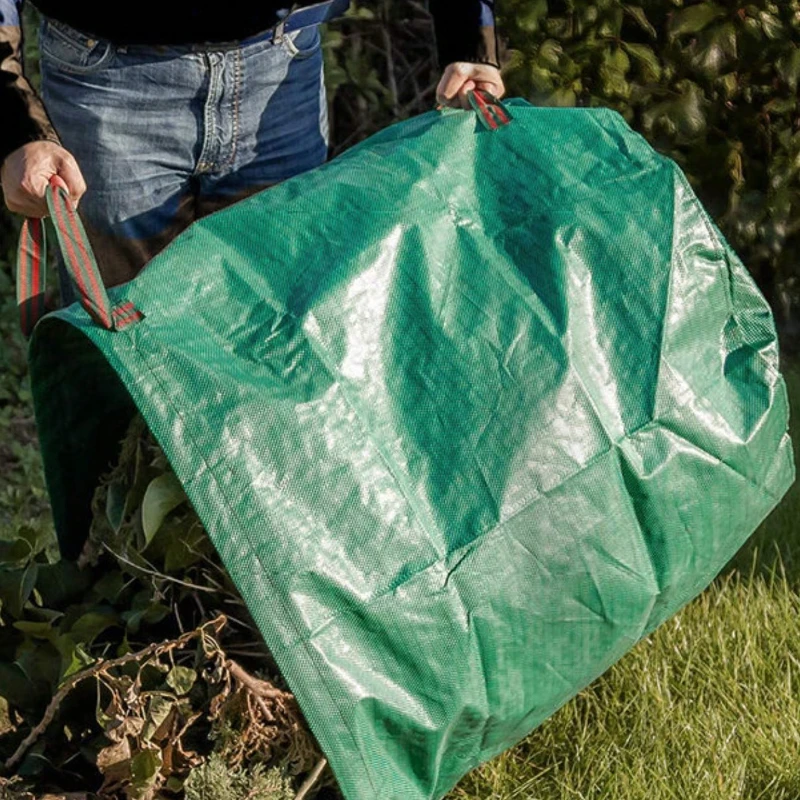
[128,748,163,799]
[106,479,128,533]
[517,0,549,34]
[166,665,197,696]
[690,22,738,77]
[0,662,38,710]
[538,39,563,69]
[765,97,797,115]
[759,11,784,40]
[623,43,662,82]
[54,633,94,682]
[599,46,632,99]
[68,608,120,644]
[141,474,187,547]
[0,537,34,569]
[13,620,56,641]
[163,523,214,573]
[0,563,39,619]
[669,3,725,38]
[547,86,577,107]
[141,694,175,743]
[777,49,800,91]
[35,559,92,609]
[624,5,657,38]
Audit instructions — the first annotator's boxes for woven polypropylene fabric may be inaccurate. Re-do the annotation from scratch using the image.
[28,99,795,799]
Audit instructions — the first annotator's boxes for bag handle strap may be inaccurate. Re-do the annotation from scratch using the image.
[16,176,144,337]
[435,87,513,131]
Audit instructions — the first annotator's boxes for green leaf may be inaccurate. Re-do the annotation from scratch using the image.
[599,46,632,98]
[777,49,800,91]
[669,4,725,37]
[0,662,38,710]
[13,642,61,699]
[13,620,56,641]
[106,478,129,533]
[163,523,213,573]
[122,600,171,635]
[717,72,739,100]
[129,748,163,798]
[624,5,657,38]
[692,22,738,76]
[547,87,577,107]
[0,537,34,568]
[166,665,197,696]
[0,563,39,619]
[765,97,797,115]
[69,608,120,644]
[35,559,93,609]
[623,43,662,81]
[538,39,563,69]
[517,0,549,34]
[759,11,784,40]
[92,569,126,604]
[54,633,95,682]
[141,473,187,547]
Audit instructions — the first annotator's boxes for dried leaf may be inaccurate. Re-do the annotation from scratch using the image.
[96,736,132,772]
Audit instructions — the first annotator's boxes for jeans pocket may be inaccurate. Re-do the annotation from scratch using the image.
[39,17,115,74]
[281,24,322,60]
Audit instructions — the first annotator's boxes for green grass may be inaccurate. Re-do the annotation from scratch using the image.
[1,245,799,798]
[447,557,800,800]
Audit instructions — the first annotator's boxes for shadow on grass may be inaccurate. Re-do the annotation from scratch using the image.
[724,352,800,587]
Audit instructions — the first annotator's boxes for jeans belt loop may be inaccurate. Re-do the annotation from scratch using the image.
[273,3,299,45]
[273,17,287,45]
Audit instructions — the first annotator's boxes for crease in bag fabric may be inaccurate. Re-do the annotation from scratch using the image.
[18,90,796,800]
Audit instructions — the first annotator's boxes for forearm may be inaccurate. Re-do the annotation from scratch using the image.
[0,1,60,166]
[428,0,499,69]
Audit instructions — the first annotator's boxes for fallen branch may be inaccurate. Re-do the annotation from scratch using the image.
[294,757,328,800]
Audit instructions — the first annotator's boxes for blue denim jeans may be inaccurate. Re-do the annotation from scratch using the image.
[39,10,330,304]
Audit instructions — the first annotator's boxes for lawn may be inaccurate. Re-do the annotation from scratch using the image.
[0,242,798,799]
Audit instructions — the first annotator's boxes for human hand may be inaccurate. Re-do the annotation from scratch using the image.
[435,62,506,110]
[1,141,86,217]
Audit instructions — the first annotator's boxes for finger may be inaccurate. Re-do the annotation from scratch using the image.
[55,155,87,207]
[6,193,49,219]
[457,79,477,110]
[49,174,69,193]
[473,76,505,99]
[436,63,470,107]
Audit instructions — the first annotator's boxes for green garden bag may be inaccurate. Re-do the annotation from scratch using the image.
[18,90,796,800]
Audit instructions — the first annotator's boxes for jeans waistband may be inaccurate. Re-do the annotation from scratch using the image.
[44,0,351,54]
[227,0,352,51]
[212,0,353,50]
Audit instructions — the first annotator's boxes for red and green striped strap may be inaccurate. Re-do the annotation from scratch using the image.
[434,88,513,131]
[17,216,47,338]
[466,88,513,131]
[16,178,144,336]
